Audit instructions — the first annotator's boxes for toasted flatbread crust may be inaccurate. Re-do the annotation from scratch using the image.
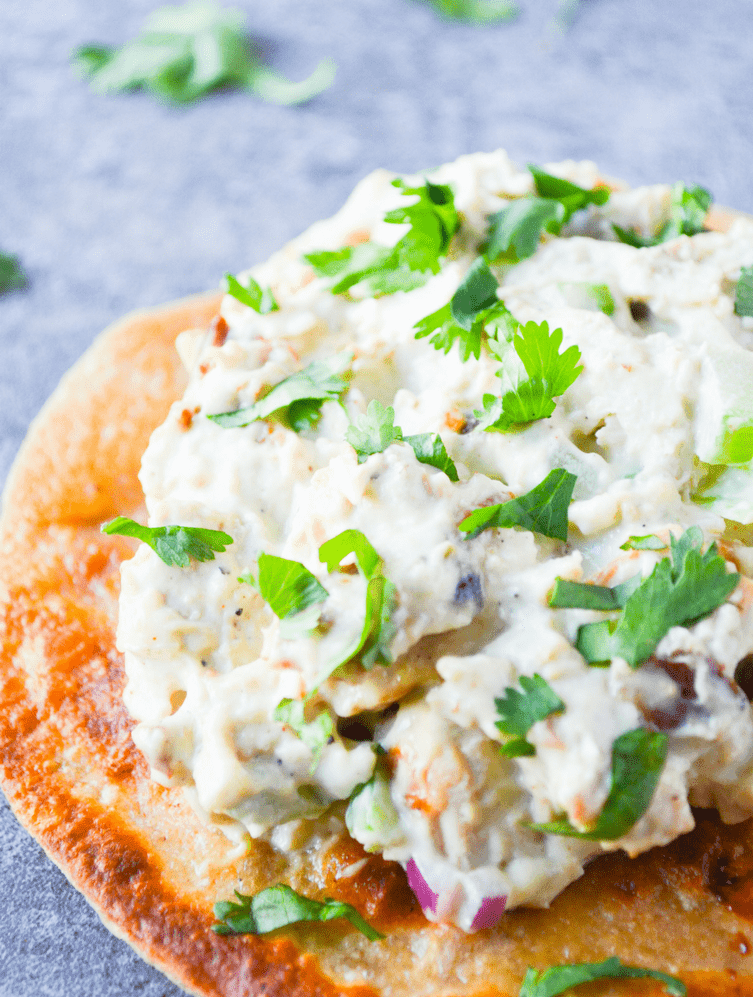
[4,216,753,997]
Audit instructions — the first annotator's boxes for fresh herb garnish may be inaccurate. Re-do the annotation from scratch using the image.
[459,468,576,542]
[72,1,335,105]
[619,533,666,551]
[418,0,520,23]
[212,884,383,941]
[530,728,669,841]
[495,674,564,756]
[519,957,686,997]
[476,320,583,432]
[735,265,753,317]
[548,575,641,611]
[346,400,458,480]
[413,258,518,361]
[101,516,232,566]
[557,281,615,316]
[240,553,328,639]
[304,179,458,297]
[576,526,739,667]
[0,252,26,295]
[208,352,351,431]
[486,165,609,263]
[274,699,333,769]
[225,273,278,314]
[613,182,712,248]
[318,530,397,675]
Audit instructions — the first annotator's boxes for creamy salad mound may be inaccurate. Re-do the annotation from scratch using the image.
[114,150,753,933]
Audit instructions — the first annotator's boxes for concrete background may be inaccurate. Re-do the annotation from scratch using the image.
[1,0,752,993]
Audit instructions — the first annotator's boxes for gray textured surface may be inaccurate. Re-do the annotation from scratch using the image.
[1,0,753,994]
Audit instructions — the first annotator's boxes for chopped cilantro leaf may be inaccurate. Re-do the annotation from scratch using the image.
[735,265,753,317]
[208,352,351,431]
[576,526,739,667]
[345,400,459,480]
[316,530,397,681]
[101,516,232,566]
[225,272,278,314]
[529,728,669,841]
[450,258,499,329]
[305,179,458,297]
[613,182,712,247]
[519,957,686,997]
[620,533,666,551]
[212,884,383,941]
[72,2,335,105]
[557,281,615,316]
[550,579,620,611]
[477,320,583,432]
[486,166,609,264]
[418,0,520,23]
[274,699,333,769]
[0,252,26,294]
[240,553,328,638]
[459,468,576,542]
[495,674,564,757]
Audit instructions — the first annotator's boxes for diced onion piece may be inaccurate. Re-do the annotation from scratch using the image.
[470,894,507,931]
[406,858,438,914]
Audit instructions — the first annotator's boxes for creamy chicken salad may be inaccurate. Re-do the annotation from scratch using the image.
[111,150,753,933]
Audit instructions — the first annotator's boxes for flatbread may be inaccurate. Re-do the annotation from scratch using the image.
[3,215,753,997]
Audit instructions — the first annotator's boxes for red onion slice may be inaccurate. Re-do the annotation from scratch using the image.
[406,858,438,914]
[470,893,507,931]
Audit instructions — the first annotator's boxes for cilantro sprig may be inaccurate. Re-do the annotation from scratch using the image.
[575,527,739,667]
[208,352,351,431]
[519,957,686,997]
[735,265,753,318]
[346,400,458,480]
[495,674,564,757]
[316,530,397,682]
[225,272,278,314]
[101,516,232,566]
[274,699,333,769]
[212,884,383,941]
[0,252,26,295]
[530,727,669,841]
[304,179,458,297]
[476,320,583,432]
[613,182,712,248]
[73,1,335,105]
[240,553,328,639]
[459,468,576,542]
[486,165,609,264]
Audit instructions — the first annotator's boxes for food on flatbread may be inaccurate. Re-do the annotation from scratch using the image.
[4,151,753,996]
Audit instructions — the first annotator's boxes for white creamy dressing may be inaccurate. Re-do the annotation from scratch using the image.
[116,149,753,931]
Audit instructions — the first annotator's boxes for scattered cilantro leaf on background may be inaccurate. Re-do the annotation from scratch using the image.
[613,182,712,248]
[317,529,397,678]
[417,0,520,22]
[0,252,26,295]
[213,884,383,940]
[225,272,278,313]
[274,699,334,768]
[486,166,609,263]
[576,526,739,667]
[529,728,669,841]
[305,180,458,297]
[72,1,335,105]
[101,516,232,566]
[519,957,686,997]
[620,534,666,551]
[477,320,583,432]
[208,352,351,431]
[346,400,458,480]
[495,674,564,756]
[459,468,576,542]
[240,553,328,636]
[735,265,753,317]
